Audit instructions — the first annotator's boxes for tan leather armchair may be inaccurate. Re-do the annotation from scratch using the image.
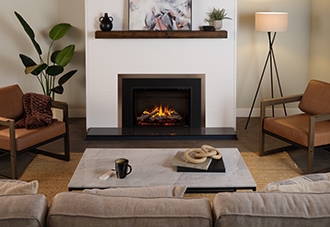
[0,84,70,179]
[259,80,330,174]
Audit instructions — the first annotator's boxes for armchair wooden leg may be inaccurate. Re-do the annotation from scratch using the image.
[259,131,266,156]
[308,117,316,174]
[307,144,314,174]
[64,133,70,161]
[10,148,17,179]
[9,121,18,179]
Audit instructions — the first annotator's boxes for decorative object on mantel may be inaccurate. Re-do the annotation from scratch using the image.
[99,13,113,31]
[245,12,289,129]
[201,25,215,31]
[129,0,192,31]
[14,11,77,100]
[205,8,231,31]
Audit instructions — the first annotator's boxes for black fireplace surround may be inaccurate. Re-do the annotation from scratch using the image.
[121,78,202,128]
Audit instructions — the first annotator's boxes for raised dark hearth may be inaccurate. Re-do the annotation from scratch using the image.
[86,127,237,140]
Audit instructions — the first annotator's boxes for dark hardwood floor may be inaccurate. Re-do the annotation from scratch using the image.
[64,117,288,152]
[64,117,330,174]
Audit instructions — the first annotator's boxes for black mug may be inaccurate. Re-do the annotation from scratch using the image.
[115,158,132,179]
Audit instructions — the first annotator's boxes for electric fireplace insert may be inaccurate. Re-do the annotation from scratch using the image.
[121,77,202,128]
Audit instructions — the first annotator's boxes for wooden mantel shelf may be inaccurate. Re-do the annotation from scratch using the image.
[95,30,227,39]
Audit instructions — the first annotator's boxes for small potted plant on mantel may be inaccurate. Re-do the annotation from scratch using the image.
[205,8,231,31]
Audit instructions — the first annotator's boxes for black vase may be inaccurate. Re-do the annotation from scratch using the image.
[99,13,113,31]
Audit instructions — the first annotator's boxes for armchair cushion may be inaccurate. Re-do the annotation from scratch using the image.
[299,80,330,115]
[263,113,330,147]
[0,121,66,151]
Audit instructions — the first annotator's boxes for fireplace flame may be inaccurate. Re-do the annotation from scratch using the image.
[152,105,169,118]
[137,104,183,125]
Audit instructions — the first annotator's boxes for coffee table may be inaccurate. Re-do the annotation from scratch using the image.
[68,148,256,192]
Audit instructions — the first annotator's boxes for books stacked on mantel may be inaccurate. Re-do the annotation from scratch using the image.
[170,151,225,173]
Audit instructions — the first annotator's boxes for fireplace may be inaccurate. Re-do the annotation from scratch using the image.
[120,75,204,128]
[85,0,237,140]
[86,74,236,139]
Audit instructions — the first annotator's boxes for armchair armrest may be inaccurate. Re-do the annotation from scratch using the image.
[0,116,15,127]
[309,112,330,140]
[51,100,69,124]
[260,94,303,120]
[0,116,16,159]
[308,112,330,158]
[312,112,330,123]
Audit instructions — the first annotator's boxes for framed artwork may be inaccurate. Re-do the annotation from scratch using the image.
[129,0,192,31]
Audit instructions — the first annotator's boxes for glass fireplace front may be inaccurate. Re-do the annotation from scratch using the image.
[121,77,202,128]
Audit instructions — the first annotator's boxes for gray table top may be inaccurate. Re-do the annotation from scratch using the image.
[68,148,256,192]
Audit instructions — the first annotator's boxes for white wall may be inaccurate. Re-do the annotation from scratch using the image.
[0,0,86,117]
[85,0,237,129]
[0,1,328,122]
[237,0,311,117]
[310,1,330,82]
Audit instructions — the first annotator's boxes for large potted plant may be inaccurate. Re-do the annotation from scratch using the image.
[14,11,77,100]
[205,8,231,31]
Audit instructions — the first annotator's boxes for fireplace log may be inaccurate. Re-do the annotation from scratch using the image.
[137,109,159,121]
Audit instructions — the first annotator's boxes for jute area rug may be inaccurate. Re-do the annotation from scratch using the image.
[19,151,303,204]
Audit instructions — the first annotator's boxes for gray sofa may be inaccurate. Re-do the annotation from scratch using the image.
[1,191,330,227]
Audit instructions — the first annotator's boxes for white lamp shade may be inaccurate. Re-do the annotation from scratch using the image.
[255,12,288,32]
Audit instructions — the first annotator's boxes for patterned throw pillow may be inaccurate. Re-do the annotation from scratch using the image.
[263,173,330,192]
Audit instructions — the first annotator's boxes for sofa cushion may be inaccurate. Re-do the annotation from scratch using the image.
[213,192,330,227]
[83,185,187,197]
[48,192,212,227]
[299,80,330,115]
[263,173,330,192]
[0,194,48,227]
[0,179,38,195]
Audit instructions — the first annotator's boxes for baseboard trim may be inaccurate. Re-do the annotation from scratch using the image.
[69,109,86,118]
[236,108,302,118]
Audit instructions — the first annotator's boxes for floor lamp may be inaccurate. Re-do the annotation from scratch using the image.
[245,12,289,129]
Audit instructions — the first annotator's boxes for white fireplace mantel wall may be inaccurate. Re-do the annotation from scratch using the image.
[85,0,237,130]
